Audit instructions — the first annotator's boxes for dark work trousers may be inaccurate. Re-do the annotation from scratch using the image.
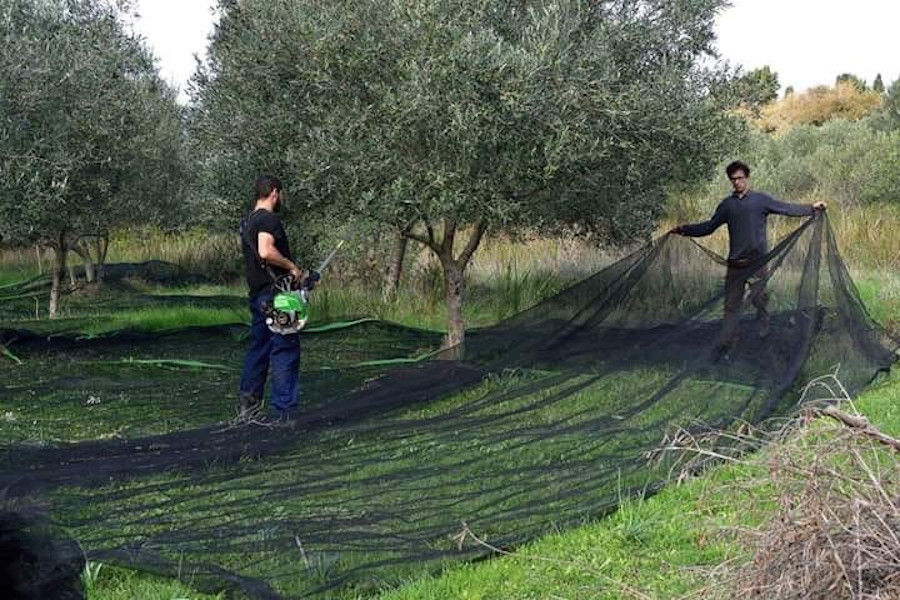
[721,257,769,347]
[239,291,301,415]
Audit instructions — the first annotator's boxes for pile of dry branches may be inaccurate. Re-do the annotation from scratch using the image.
[654,376,900,600]
[733,406,900,599]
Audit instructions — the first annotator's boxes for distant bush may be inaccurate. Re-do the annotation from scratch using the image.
[755,83,883,134]
[870,76,900,132]
[749,120,900,205]
[672,119,900,216]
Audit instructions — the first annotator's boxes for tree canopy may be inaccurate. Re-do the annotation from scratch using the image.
[193,0,738,345]
[836,72,867,92]
[729,66,780,114]
[0,0,183,314]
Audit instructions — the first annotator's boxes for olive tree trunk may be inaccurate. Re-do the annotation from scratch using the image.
[405,219,486,352]
[95,233,109,283]
[67,261,78,287]
[71,238,97,283]
[48,232,68,319]
[441,259,465,349]
[383,227,410,302]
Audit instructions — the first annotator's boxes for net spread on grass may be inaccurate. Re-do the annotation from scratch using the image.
[0,215,896,599]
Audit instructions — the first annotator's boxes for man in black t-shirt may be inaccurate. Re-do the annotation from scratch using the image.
[238,175,304,420]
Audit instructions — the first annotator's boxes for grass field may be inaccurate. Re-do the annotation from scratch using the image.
[62,370,900,600]
[1,218,898,600]
[378,370,900,600]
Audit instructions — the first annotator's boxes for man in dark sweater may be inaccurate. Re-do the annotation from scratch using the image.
[239,175,305,420]
[670,161,826,353]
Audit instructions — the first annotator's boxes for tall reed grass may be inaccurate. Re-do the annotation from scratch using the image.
[2,201,897,334]
[664,191,900,272]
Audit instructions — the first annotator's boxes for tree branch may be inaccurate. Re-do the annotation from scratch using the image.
[458,220,487,268]
[442,218,457,257]
[403,228,439,253]
[70,237,90,257]
[817,406,900,453]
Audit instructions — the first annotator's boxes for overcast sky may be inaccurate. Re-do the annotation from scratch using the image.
[130,0,900,104]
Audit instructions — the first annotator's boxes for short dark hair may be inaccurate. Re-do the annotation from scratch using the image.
[253,175,282,201]
[725,161,750,178]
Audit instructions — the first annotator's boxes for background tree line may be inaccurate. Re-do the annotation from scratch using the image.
[670,68,900,223]
[0,0,184,316]
[2,0,898,342]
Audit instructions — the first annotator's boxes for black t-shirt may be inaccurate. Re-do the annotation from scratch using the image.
[241,209,293,297]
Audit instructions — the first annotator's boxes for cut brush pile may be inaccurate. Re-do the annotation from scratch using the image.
[730,405,900,599]
[662,376,900,600]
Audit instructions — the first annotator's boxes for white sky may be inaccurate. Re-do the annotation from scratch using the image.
[127,1,219,103]
[715,0,900,93]
[129,0,900,104]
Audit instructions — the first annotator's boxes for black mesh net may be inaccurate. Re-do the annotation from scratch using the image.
[0,506,86,600]
[0,215,896,598]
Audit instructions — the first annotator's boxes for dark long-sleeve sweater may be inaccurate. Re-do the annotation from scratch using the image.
[680,191,814,260]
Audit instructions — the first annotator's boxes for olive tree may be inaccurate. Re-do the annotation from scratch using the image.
[194,0,736,346]
[730,66,780,114]
[0,0,183,316]
[881,77,900,130]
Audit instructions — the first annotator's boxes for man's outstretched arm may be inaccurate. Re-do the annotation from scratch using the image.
[765,195,827,216]
[670,203,727,237]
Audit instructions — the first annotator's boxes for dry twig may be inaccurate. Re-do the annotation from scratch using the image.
[815,406,900,453]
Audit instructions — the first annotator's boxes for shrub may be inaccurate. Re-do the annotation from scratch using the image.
[675,120,900,211]
[756,82,883,134]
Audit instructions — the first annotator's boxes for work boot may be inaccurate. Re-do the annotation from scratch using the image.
[267,406,300,424]
[758,315,771,339]
[238,393,262,420]
[713,341,735,364]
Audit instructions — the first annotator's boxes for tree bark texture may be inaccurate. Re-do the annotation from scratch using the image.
[405,219,487,351]
[49,233,68,319]
[71,239,96,283]
[383,229,408,302]
[441,260,465,354]
[95,234,109,283]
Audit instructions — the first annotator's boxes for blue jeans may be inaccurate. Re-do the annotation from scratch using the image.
[239,292,300,414]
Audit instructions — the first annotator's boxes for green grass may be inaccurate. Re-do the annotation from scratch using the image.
[83,562,224,600]
[0,226,590,336]
[378,370,900,600]
[854,271,900,330]
[0,249,896,600]
[44,350,899,599]
[0,266,41,287]
[0,319,440,442]
[33,356,734,597]
[75,366,899,600]
[72,305,249,335]
[0,261,570,338]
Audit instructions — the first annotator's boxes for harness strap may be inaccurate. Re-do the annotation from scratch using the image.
[240,209,282,285]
